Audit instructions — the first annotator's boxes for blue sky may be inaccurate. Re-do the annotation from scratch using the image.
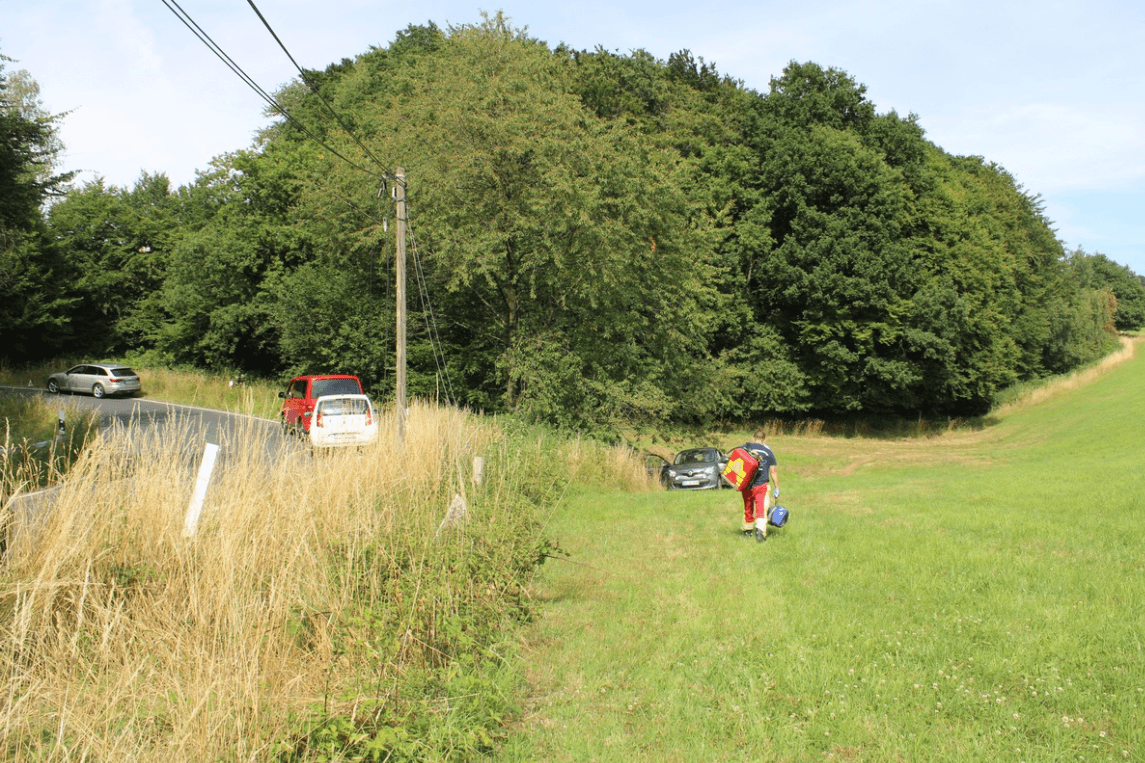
[4,0,1143,274]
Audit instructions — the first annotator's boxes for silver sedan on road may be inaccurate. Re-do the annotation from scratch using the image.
[46,363,142,398]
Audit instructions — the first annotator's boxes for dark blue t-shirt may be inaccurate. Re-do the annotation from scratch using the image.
[743,442,777,488]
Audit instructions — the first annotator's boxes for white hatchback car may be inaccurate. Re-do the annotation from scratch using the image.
[308,394,378,448]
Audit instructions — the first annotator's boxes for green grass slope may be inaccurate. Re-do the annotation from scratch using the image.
[498,345,1145,762]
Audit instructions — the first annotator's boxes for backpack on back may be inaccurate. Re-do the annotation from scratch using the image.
[721,447,760,491]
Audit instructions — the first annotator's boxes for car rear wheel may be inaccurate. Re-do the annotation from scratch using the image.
[47,379,60,394]
[92,383,105,399]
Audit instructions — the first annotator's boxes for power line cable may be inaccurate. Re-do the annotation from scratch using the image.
[244,0,396,182]
[165,0,459,403]
[159,0,374,177]
[243,1,471,215]
[408,223,458,405]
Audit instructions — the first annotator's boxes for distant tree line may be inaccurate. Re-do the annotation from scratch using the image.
[4,18,1144,433]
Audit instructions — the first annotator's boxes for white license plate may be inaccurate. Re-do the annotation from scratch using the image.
[682,479,701,486]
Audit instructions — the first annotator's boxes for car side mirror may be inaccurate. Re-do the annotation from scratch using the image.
[278,391,286,398]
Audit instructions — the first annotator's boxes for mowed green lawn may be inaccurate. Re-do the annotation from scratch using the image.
[497,347,1145,762]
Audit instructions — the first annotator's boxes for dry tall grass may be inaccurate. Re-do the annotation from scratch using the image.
[128,367,283,419]
[0,400,650,761]
[2,398,99,502]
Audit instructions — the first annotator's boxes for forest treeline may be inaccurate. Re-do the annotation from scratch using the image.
[4,17,1144,433]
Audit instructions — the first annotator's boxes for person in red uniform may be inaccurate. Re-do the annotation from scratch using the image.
[739,429,781,542]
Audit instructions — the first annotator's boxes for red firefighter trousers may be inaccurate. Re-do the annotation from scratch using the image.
[742,482,771,528]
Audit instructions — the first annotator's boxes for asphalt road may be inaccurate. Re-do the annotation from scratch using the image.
[2,385,281,448]
[2,387,292,545]
[56,390,274,445]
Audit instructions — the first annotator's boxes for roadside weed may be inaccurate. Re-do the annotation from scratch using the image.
[0,401,644,761]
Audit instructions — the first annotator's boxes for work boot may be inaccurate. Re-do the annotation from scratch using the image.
[755,527,767,543]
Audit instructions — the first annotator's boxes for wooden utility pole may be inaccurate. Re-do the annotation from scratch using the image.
[395,168,407,444]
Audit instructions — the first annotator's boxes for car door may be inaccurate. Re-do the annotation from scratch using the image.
[282,377,309,429]
[66,365,93,393]
[88,366,111,395]
[643,454,669,487]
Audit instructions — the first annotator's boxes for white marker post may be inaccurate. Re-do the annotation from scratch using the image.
[183,442,220,538]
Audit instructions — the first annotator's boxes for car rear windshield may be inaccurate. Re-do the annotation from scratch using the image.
[317,397,370,415]
[110,367,137,377]
[312,378,362,397]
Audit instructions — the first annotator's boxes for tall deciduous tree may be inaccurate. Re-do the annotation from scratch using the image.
[306,15,720,429]
[0,54,76,361]
[153,152,304,374]
[1065,248,1145,332]
[46,173,176,355]
[729,61,1094,415]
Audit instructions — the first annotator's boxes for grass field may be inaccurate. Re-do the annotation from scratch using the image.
[2,344,1142,760]
[495,340,1144,762]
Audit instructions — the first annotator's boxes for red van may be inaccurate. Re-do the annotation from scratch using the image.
[278,374,364,434]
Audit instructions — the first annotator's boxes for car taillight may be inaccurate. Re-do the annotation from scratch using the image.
[365,408,372,425]
[109,377,118,383]
[315,410,323,428]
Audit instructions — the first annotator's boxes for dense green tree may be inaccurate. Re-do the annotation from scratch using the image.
[1,54,76,361]
[0,60,72,228]
[755,123,923,412]
[0,228,76,360]
[909,154,1113,389]
[31,31,1134,428]
[765,61,876,134]
[564,46,804,419]
[268,260,393,387]
[732,63,930,413]
[152,151,311,374]
[45,173,176,354]
[720,61,1107,415]
[298,15,720,429]
[1064,248,1145,331]
[158,223,271,370]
